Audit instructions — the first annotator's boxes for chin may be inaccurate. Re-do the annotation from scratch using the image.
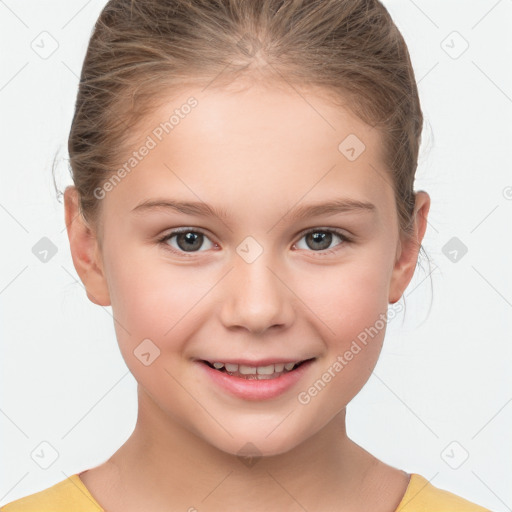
[199,426,306,461]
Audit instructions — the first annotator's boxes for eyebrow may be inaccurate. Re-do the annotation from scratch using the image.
[131,197,377,221]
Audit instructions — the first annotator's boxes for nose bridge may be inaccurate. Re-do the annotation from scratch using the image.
[219,238,293,334]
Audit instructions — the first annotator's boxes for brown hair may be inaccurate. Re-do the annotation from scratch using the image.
[61,0,432,312]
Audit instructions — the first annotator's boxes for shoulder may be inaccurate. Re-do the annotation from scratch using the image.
[0,474,103,512]
[395,473,493,512]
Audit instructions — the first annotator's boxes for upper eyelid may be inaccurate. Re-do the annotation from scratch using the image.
[161,226,348,238]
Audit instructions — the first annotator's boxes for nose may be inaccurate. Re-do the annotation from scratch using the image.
[219,251,295,335]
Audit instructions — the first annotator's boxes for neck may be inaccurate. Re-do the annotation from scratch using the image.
[102,385,381,511]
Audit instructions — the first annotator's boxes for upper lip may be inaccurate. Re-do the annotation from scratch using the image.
[197,357,315,366]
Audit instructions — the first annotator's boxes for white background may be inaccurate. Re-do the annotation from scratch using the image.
[0,0,511,510]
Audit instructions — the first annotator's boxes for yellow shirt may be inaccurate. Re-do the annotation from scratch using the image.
[0,472,492,511]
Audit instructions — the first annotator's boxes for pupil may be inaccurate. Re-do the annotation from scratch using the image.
[177,232,202,252]
[307,232,331,250]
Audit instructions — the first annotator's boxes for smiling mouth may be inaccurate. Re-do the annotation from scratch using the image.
[201,358,315,380]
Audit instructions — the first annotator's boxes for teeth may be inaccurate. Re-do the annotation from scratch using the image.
[207,360,304,375]
[239,365,256,375]
[256,364,275,375]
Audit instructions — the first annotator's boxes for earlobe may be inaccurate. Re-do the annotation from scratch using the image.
[64,186,111,306]
[388,191,431,304]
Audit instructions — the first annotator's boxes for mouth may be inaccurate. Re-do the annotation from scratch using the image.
[197,357,317,401]
[200,358,315,380]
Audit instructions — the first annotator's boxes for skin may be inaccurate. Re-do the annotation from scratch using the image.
[64,78,430,512]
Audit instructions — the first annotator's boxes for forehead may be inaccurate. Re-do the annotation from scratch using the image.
[103,81,395,223]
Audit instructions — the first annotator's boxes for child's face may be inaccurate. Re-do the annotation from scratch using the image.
[70,81,427,456]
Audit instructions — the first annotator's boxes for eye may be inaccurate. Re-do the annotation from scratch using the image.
[157,227,351,258]
[294,228,350,254]
[157,228,216,256]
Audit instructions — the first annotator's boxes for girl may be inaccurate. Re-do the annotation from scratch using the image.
[1,0,494,510]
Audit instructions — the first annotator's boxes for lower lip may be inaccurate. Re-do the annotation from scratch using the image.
[197,359,315,401]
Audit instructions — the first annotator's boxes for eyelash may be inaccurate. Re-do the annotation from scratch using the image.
[156,227,352,258]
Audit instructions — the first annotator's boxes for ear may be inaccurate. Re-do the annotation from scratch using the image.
[64,186,111,306]
[388,191,430,304]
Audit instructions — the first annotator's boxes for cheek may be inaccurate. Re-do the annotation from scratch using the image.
[293,251,392,384]
[297,255,390,338]
[103,246,215,357]
[293,262,390,421]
